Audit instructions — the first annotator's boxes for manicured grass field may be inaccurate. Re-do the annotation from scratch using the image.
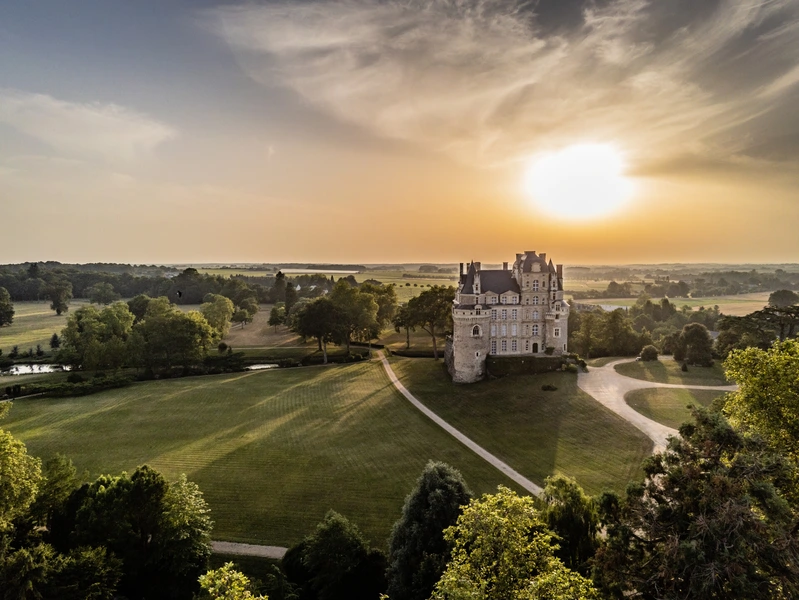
[625,388,727,429]
[576,292,769,316]
[2,361,522,548]
[0,300,90,356]
[615,359,730,386]
[390,358,652,495]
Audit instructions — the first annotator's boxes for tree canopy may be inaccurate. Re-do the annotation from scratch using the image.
[407,286,455,359]
[0,286,14,327]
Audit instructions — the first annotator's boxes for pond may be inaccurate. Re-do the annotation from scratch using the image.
[0,364,71,376]
[244,364,280,371]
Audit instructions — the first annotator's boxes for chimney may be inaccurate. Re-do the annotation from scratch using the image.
[540,253,546,262]
[516,253,522,261]
[525,250,536,256]
[557,264,563,278]
[475,262,481,271]
[503,261,508,270]
[460,262,464,275]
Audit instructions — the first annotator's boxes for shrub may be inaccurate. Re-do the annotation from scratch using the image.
[545,346,555,355]
[67,373,86,384]
[640,345,659,361]
[217,342,228,353]
[681,361,688,372]
[564,364,579,373]
[542,384,558,391]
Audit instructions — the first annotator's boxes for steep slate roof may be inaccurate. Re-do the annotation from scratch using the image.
[479,270,520,294]
[461,262,477,292]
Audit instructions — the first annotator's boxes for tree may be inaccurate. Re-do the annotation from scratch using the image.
[86,282,121,305]
[291,297,342,364]
[49,332,61,350]
[268,304,286,332]
[431,486,598,600]
[674,322,713,366]
[540,475,598,576]
[199,563,268,599]
[0,286,14,326]
[768,289,799,308]
[407,286,455,360]
[594,409,799,599]
[51,465,213,600]
[386,462,472,600]
[392,304,415,349]
[61,303,135,371]
[201,294,235,338]
[285,510,386,600]
[127,293,153,323]
[639,344,658,361]
[360,282,398,330]
[231,309,252,328]
[284,282,298,315]
[0,426,42,530]
[45,279,73,315]
[722,339,799,469]
[329,280,379,354]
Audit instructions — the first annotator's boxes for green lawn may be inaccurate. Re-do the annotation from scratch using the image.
[615,359,730,386]
[390,358,652,495]
[0,300,90,356]
[625,388,727,429]
[2,361,521,548]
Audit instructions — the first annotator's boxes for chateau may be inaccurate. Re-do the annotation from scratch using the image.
[445,251,569,383]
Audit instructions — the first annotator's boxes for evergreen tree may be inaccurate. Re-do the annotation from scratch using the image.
[386,462,472,600]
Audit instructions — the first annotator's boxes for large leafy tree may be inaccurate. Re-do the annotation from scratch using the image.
[283,510,386,600]
[540,475,599,576]
[0,407,42,530]
[61,303,135,370]
[386,461,472,600]
[198,562,268,599]
[291,297,342,364]
[768,289,799,308]
[51,465,213,600]
[86,282,121,305]
[673,322,714,366]
[45,279,73,315]
[407,286,455,360]
[594,409,799,599]
[722,339,799,469]
[392,304,415,349]
[329,280,379,353]
[0,286,14,327]
[431,486,598,600]
[359,282,398,330]
[201,294,235,339]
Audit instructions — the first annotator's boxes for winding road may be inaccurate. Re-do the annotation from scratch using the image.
[212,355,737,557]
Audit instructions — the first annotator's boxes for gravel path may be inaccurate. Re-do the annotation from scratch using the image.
[577,359,737,451]
[211,541,287,559]
[378,353,543,496]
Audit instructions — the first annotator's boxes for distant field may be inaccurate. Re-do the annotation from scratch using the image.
[615,359,730,386]
[391,358,652,495]
[625,388,726,429]
[0,300,90,356]
[3,361,521,548]
[576,292,770,316]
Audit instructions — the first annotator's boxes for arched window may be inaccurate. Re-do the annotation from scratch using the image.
[472,325,481,337]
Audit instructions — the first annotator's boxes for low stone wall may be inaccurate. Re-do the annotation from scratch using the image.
[486,355,566,378]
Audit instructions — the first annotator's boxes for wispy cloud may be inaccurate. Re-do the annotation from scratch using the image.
[0,89,176,161]
[206,0,799,172]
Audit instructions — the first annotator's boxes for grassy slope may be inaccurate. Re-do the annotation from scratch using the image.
[625,388,726,429]
[390,358,652,495]
[615,359,729,385]
[0,300,90,355]
[3,361,520,548]
[576,292,769,316]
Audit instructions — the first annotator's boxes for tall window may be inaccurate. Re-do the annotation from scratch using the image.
[532,324,539,336]
[511,309,517,320]
[491,340,497,354]
[511,323,517,336]
[533,296,539,305]
[491,309,497,319]
[491,324,497,336]
[533,310,539,320]
[501,309,507,320]
[501,340,507,352]
[472,325,481,336]
[501,324,507,336]
[554,328,561,337]
[511,340,517,352]
[532,280,539,291]
[512,296,518,304]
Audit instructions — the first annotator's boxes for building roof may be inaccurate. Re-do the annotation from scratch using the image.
[480,270,520,294]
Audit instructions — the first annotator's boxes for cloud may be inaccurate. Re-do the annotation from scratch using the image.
[0,89,176,161]
[206,0,799,173]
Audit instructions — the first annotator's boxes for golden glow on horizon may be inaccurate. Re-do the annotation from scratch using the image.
[524,144,635,220]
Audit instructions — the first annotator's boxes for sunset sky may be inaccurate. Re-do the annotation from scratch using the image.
[2,0,798,265]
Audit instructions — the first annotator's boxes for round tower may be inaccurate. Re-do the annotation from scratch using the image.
[450,305,491,383]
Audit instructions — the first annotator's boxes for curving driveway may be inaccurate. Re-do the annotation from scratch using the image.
[577,359,737,451]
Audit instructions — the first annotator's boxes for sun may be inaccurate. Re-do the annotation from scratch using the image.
[523,143,634,219]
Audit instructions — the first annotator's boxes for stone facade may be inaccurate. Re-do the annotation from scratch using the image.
[446,250,569,383]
